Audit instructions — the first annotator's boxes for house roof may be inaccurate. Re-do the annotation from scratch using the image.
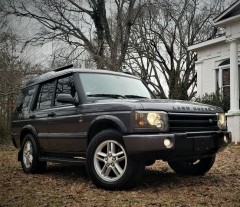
[214,0,240,26]
[188,36,225,51]
[188,0,240,51]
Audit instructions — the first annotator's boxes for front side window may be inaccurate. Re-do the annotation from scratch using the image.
[55,75,76,106]
[79,73,153,99]
[35,81,55,110]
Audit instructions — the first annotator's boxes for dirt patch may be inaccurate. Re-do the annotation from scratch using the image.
[0,144,239,207]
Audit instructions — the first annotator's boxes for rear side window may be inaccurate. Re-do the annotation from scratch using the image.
[35,81,55,110]
[16,86,36,113]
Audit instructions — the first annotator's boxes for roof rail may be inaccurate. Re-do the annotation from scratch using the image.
[123,71,132,75]
[53,64,75,72]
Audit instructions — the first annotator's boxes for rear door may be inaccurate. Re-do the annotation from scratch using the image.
[30,80,55,151]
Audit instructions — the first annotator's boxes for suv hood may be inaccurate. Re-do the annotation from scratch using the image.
[93,98,222,113]
[139,99,221,113]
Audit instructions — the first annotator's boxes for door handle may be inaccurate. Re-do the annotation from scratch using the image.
[47,112,56,117]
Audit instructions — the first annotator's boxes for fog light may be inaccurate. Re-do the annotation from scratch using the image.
[164,138,173,148]
[224,135,228,143]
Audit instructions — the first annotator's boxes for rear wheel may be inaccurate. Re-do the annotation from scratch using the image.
[168,155,216,176]
[86,129,144,190]
[21,134,47,173]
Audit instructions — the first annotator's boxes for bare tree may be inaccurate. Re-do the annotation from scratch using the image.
[0,28,42,138]
[126,0,225,100]
[1,0,142,71]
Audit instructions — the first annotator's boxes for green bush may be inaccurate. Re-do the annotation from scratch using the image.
[195,91,230,113]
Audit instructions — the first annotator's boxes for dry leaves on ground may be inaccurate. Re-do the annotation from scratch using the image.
[0,144,239,207]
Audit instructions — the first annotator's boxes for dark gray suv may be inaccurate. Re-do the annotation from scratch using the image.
[12,64,231,190]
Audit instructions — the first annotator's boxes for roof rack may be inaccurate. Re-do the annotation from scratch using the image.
[53,64,75,72]
[123,71,132,75]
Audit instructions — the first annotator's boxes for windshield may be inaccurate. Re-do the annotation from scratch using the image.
[79,73,153,99]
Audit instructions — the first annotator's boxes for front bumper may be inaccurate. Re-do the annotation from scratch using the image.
[123,131,231,159]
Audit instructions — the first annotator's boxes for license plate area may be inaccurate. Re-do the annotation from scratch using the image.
[194,136,214,153]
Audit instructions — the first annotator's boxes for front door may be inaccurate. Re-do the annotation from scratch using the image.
[46,75,85,154]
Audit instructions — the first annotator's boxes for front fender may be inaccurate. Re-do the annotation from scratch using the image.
[90,115,127,133]
[88,115,128,139]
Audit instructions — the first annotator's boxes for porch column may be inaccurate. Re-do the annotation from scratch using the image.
[229,40,239,112]
[227,39,240,144]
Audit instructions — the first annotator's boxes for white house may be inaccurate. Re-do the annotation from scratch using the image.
[188,0,240,143]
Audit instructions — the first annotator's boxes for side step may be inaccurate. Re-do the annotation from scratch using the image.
[39,156,86,165]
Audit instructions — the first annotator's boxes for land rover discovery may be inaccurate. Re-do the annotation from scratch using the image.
[11,64,231,189]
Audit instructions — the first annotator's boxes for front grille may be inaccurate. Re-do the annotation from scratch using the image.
[168,113,218,132]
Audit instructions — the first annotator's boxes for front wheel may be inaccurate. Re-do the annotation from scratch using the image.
[168,155,216,176]
[86,129,144,190]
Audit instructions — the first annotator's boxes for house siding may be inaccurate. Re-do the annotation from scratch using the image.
[189,2,240,143]
[201,61,215,95]
[195,42,240,97]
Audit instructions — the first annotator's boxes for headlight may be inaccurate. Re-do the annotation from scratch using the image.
[217,113,227,130]
[135,111,168,131]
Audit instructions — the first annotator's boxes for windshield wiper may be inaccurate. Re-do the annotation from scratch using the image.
[124,95,149,99]
[87,94,126,99]
[87,94,149,99]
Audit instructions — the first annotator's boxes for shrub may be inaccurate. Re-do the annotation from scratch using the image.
[195,91,230,113]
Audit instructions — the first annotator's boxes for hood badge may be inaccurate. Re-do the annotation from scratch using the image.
[172,106,212,111]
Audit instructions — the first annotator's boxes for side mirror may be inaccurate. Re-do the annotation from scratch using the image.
[57,94,79,105]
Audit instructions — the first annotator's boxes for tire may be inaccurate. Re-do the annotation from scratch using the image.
[86,129,144,190]
[21,134,47,174]
[168,155,216,176]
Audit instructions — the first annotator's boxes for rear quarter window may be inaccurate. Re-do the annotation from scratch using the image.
[15,86,36,114]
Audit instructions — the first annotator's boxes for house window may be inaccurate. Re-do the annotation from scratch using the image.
[216,59,230,100]
[216,59,240,110]
[215,69,219,90]
[222,68,230,100]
